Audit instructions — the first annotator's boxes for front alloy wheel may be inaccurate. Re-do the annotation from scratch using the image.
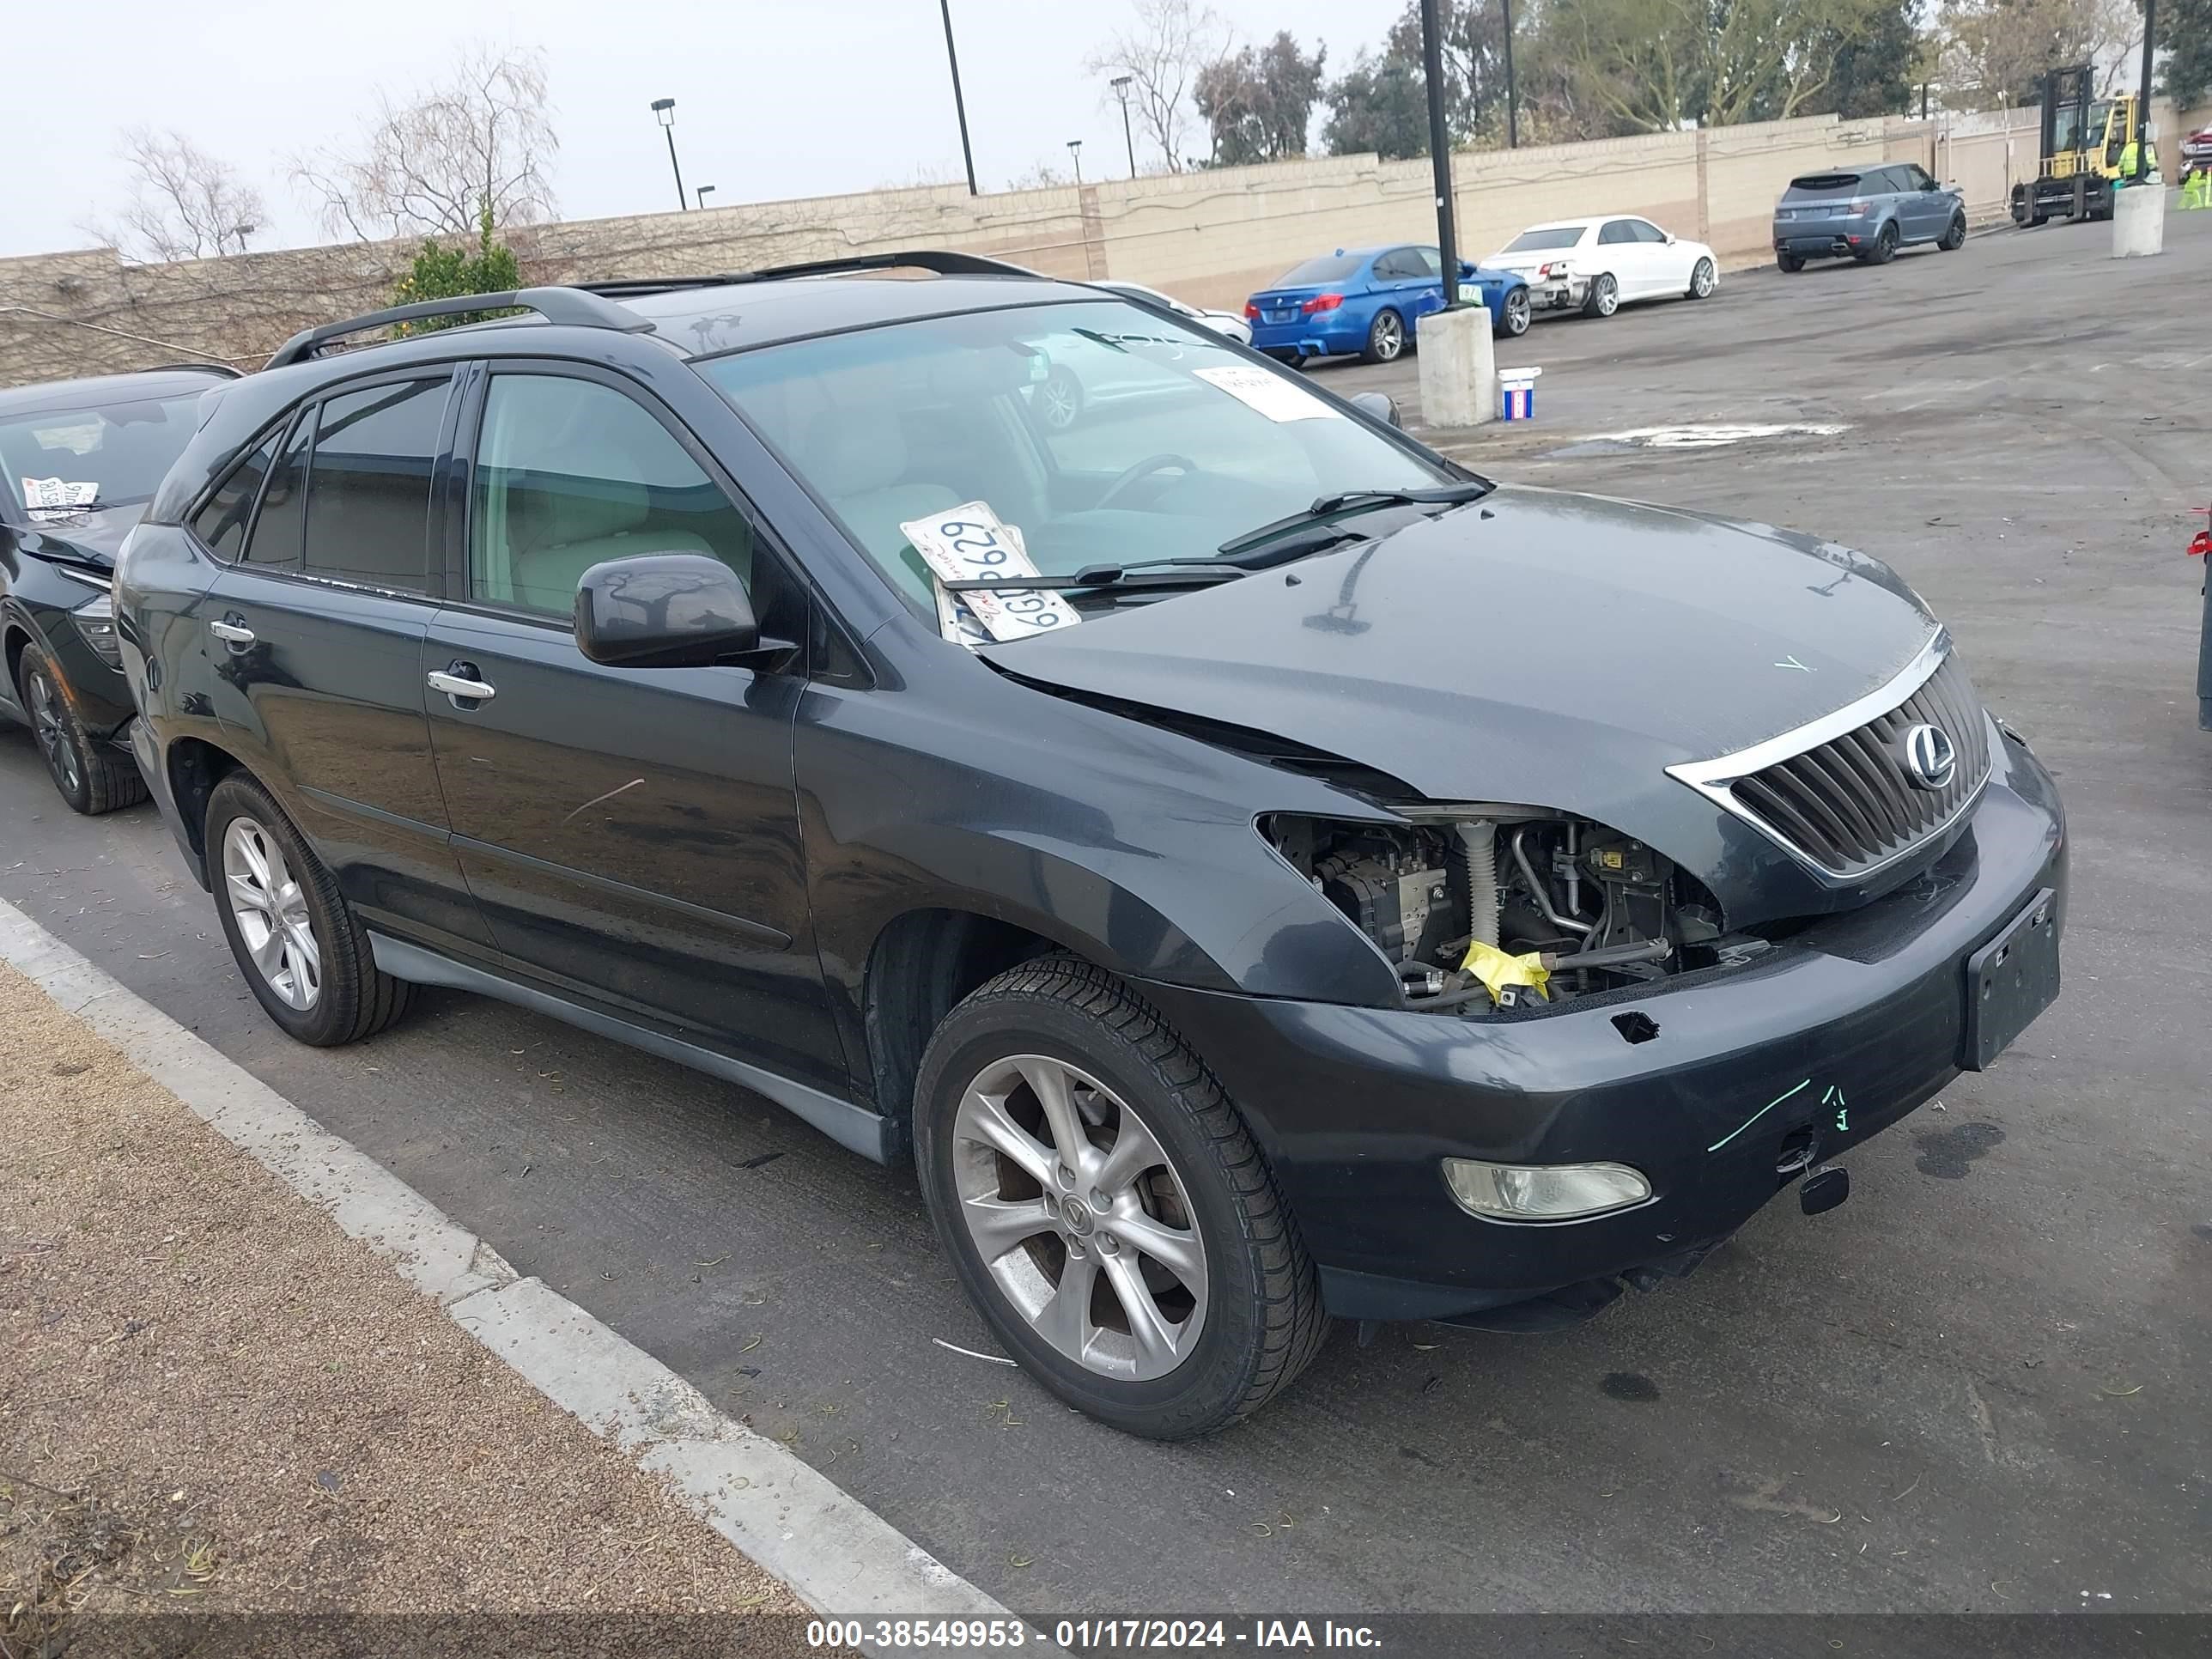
[22,661,82,803]
[12,640,145,815]
[952,1054,1207,1381]
[916,956,1326,1438]
[1688,257,1717,299]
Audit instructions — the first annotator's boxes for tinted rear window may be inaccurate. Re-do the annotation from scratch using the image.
[1273,253,1364,285]
[1785,173,1863,198]
[1503,227,1584,252]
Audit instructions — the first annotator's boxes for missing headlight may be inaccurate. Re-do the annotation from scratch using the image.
[1265,810,1754,1013]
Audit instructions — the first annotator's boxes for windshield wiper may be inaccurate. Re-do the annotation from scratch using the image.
[1217,481,1491,556]
[942,567,1245,595]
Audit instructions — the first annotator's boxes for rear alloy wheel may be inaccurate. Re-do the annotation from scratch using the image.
[1360,307,1405,364]
[1687,257,1717,299]
[13,640,145,816]
[206,773,411,1046]
[1496,285,1531,337]
[1582,273,1620,318]
[915,955,1326,1439]
[1939,214,1966,252]
[1865,221,1899,264]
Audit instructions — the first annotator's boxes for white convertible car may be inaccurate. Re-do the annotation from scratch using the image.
[1483,216,1719,319]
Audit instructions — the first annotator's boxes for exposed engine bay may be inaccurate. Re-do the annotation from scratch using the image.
[1267,811,1768,1012]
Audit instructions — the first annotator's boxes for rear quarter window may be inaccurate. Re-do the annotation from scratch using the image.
[190,430,281,561]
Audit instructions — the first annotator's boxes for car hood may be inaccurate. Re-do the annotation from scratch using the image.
[984,485,1943,921]
[7,503,146,570]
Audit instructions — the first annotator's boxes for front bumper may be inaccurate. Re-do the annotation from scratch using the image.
[1142,738,2066,1323]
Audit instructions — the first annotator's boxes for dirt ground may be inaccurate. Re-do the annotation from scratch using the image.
[0,961,821,1656]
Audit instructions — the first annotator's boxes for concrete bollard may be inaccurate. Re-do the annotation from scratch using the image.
[2112,187,2166,258]
[1414,306,1497,430]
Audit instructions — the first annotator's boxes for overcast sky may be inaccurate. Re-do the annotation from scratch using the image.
[10,0,1409,258]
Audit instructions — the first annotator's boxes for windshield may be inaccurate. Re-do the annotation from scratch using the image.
[1273,253,1365,285]
[1503,227,1583,252]
[701,299,1453,623]
[0,395,199,518]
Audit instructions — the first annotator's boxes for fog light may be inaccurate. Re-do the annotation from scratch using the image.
[1442,1158,1651,1221]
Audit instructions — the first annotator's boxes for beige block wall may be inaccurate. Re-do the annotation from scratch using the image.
[3,106,2148,390]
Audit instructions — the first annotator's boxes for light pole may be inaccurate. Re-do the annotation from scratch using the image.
[1419,0,1461,305]
[2137,0,2157,179]
[1112,76,1137,178]
[1500,0,1519,149]
[651,99,687,210]
[696,185,716,210]
[938,0,979,196]
[1067,138,1085,187]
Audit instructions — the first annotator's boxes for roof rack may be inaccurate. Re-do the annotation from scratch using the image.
[574,249,1042,301]
[263,288,655,371]
[146,362,245,380]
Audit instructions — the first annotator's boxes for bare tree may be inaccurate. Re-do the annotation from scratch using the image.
[1086,0,1231,173]
[99,129,266,263]
[1936,0,2136,108]
[295,43,558,241]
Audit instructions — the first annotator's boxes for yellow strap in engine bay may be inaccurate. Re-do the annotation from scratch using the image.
[1460,939,1552,1006]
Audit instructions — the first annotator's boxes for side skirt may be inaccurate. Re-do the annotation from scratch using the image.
[368,933,890,1163]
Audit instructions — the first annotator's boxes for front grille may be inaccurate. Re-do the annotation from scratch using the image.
[1726,654,1991,878]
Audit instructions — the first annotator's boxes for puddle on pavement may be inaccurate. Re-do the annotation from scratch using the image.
[1543,422,1849,459]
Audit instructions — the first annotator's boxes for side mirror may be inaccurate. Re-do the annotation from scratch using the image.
[574,553,769,669]
[1350,391,1402,428]
[1457,260,1478,280]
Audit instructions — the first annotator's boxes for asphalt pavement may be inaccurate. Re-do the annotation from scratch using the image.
[3,207,2207,1616]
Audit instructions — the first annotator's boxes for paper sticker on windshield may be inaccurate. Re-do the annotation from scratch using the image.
[21,477,99,521]
[1194,365,1343,423]
[901,501,1081,644]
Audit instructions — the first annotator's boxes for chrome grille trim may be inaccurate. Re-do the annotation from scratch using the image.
[1666,630,1995,883]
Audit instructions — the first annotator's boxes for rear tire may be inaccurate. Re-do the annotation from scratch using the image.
[1778,251,1805,273]
[1581,273,1619,317]
[1863,222,1899,264]
[1359,307,1405,364]
[205,773,411,1047]
[914,955,1326,1440]
[13,640,145,816]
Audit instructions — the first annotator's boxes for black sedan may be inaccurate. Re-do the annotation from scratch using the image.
[2,366,234,811]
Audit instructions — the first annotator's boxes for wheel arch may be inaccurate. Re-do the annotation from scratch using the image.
[164,732,248,876]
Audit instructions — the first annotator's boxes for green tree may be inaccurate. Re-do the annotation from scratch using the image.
[1811,0,1924,117]
[2160,0,2212,107]
[390,198,520,332]
[1322,49,1433,155]
[1195,31,1328,163]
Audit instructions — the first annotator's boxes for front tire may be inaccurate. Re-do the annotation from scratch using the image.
[205,773,411,1046]
[1359,307,1405,363]
[1686,257,1717,299]
[914,956,1326,1440]
[13,640,145,816]
[1581,273,1619,317]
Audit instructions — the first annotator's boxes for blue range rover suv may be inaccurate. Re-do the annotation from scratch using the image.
[1774,163,1967,270]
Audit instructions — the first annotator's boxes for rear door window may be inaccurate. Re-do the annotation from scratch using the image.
[1597,221,1634,246]
[299,378,451,594]
[240,415,311,570]
[191,429,281,562]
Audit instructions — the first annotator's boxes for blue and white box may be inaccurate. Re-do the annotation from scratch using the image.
[1499,366,1541,421]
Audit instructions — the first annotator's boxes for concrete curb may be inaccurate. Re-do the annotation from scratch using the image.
[0,895,1018,1627]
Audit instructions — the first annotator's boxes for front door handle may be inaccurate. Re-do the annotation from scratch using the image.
[427,667,496,703]
[209,618,255,645]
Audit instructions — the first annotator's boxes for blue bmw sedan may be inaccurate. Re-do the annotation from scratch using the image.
[1244,244,1531,365]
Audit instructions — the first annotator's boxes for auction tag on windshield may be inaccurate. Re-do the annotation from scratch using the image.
[1194,365,1342,423]
[901,501,1081,643]
[21,477,98,521]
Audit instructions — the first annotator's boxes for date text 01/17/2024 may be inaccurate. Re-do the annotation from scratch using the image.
[803,1620,1382,1650]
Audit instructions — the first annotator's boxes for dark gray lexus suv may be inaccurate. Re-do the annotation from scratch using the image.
[118,253,2065,1438]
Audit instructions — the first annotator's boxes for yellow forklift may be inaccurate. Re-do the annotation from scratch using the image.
[2009,65,2138,227]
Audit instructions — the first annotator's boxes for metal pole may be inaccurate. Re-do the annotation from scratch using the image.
[939,0,980,196]
[1420,0,1461,305]
[1502,0,1519,149]
[664,126,687,210]
[2138,0,2157,179]
[1119,94,1138,178]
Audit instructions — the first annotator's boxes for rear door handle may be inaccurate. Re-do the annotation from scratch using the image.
[427,667,495,702]
[209,618,255,645]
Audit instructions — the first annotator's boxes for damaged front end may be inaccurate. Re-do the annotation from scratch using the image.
[1265,807,1770,1014]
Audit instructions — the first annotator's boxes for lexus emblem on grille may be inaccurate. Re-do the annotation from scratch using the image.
[1903,723,1956,791]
